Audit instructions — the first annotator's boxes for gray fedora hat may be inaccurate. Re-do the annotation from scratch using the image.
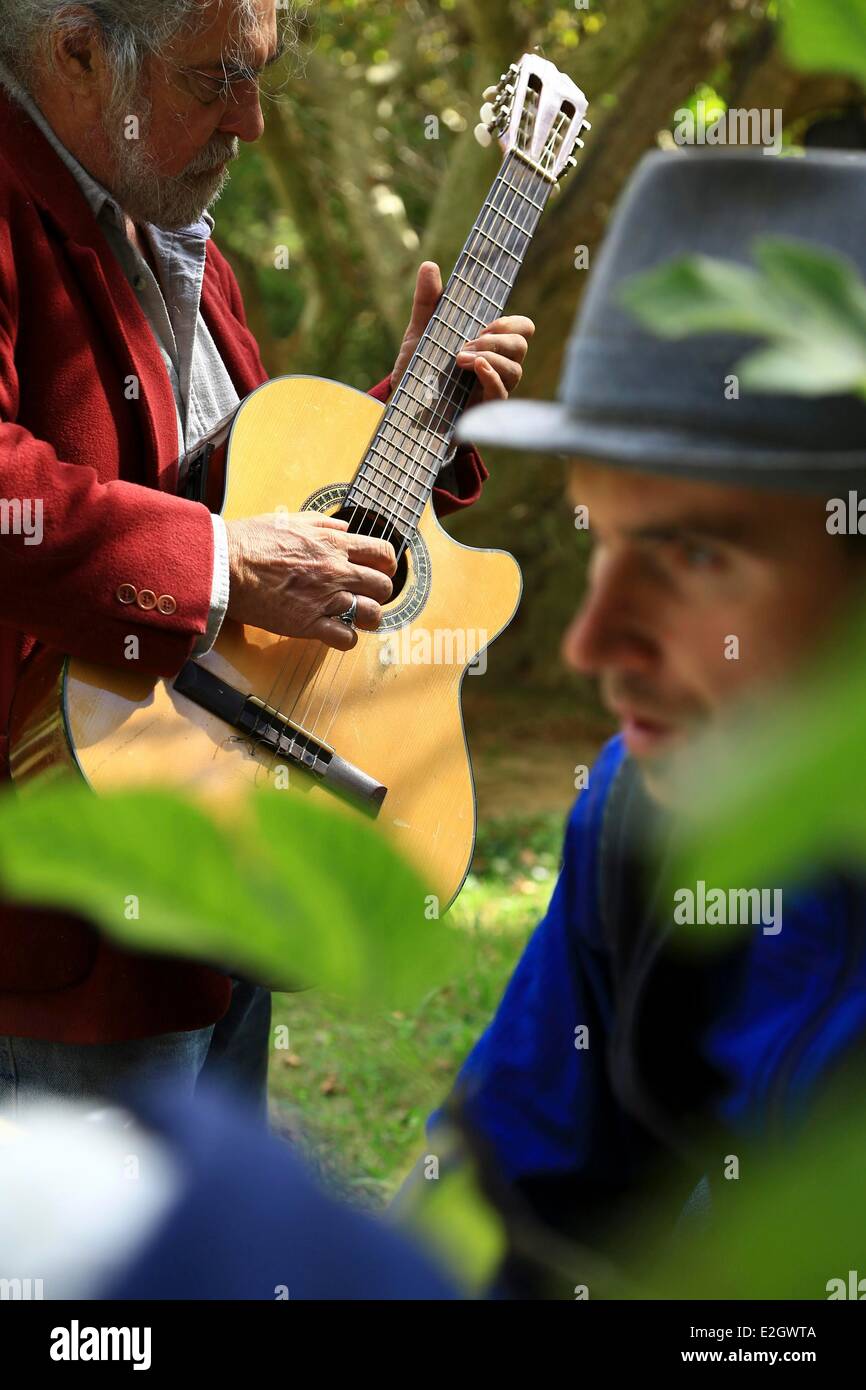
[456,148,866,491]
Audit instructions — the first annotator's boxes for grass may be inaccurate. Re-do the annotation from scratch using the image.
[267,688,610,1205]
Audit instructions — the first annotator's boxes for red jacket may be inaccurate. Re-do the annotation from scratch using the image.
[0,90,489,1042]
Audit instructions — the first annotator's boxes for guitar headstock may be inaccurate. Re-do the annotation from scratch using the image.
[475,53,590,184]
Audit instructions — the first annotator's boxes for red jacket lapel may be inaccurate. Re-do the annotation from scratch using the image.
[1,91,182,491]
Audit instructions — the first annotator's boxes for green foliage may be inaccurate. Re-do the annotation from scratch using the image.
[0,780,466,1011]
[781,0,866,86]
[635,1080,866,1299]
[658,605,866,931]
[621,236,866,398]
[401,1147,508,1295]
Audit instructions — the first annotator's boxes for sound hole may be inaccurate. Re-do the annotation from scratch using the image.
[331,505,410,604]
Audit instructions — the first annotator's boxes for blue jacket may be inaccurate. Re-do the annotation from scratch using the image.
[434,738,866,1237]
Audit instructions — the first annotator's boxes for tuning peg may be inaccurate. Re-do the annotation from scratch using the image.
[482,85,499,100]
[474,123,493,147]
[582,119,592,131]
[480,102,496,125]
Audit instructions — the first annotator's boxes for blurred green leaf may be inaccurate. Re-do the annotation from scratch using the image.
[661,606,866,911]
[0,781,465,1010]
[404,1159,507,1295]
[781,0,866,87]
[621,237,866,398]
[636,1080,866,1299]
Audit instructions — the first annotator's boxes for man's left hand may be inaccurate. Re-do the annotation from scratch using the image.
[391,261,535,406]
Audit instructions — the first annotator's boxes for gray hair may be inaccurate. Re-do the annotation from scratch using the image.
[0,1,265,100]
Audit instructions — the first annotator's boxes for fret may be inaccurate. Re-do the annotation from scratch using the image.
[465,229,524,270]
[403,365,457,397]
[397,372,469,419]
[367,431,440,482]
[427,311,479,344]
[454,253,513,293]
[379,416,448,467]
[427,305,486,343]
[414,346,460,377]
[426,315,465,344]
[473,226,522,264]
[349,479,416,522]
[421,330,461,359]
[357,466,426,515]
[361,461,430,511]
[348,481,417,530]
[399,371,467,424]
[471,218,535,263]
[498,174,546,213]
[477,196,535,240]
[443,284,501,319]
[386,394,458,444]
[361,451,431,507]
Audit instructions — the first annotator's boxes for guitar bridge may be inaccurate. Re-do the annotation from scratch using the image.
[173,661,387,817]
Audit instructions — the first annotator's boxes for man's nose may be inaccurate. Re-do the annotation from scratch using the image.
[562,551,656,678]
[219,89,265,143]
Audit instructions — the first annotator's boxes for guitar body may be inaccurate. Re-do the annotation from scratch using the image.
[10,377,522,905]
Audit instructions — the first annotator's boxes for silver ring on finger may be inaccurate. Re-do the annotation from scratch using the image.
[335,595,358,628]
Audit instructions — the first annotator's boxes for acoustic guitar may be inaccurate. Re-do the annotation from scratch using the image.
[11,54,589,906]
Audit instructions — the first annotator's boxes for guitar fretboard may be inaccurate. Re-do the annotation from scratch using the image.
[346,150,552,538]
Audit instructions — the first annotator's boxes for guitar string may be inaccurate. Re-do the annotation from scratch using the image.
[257,153,545,778]
[278,154,542,756]
[246,152,539,764]
[250,152,546,779]
[309,156,548,751]
[292,155,547,759]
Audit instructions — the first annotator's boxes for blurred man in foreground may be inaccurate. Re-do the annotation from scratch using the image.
[408,148,866,1291]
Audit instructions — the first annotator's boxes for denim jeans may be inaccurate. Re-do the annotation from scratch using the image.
[0,979,272,1122]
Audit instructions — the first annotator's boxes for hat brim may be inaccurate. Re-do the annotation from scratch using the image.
[456,399,866,493]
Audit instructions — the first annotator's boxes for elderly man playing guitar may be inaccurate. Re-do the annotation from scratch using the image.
[0,0,533,1115]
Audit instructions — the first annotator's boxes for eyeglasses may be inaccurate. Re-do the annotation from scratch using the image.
[173,62,265,108]
[166,36,288,109]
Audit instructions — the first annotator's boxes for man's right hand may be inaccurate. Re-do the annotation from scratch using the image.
[224,513,397,651]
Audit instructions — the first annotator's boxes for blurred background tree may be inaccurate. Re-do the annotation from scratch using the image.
[215,0,864,700]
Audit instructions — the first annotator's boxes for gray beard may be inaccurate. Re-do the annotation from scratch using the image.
[102,95,239,230]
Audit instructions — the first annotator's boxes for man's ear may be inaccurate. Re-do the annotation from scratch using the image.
[47,6,106,89]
